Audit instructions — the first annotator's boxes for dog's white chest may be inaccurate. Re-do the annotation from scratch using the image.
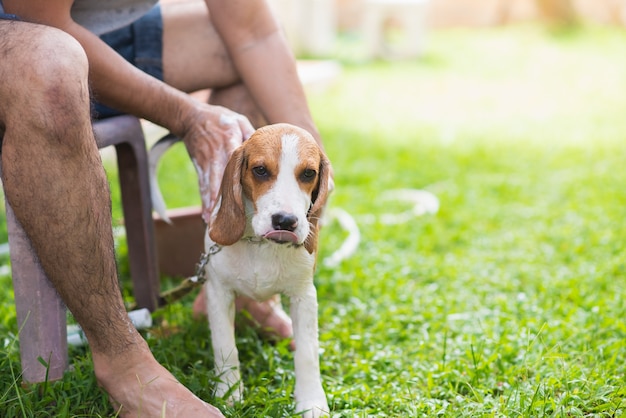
[206,239,316,301]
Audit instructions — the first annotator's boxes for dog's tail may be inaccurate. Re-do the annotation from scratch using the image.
[148,133,181,224]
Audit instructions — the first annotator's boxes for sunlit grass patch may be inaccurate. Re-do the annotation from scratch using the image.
[1,24,626,416]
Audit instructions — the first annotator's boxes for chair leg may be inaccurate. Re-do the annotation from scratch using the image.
[93,115,161,311]
[6,200,68,383]
[116,141,161,311]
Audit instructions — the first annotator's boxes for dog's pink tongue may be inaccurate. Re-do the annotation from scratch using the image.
[264,230,299,244]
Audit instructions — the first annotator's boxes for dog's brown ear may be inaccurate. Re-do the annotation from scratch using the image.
[209,147,246,245]
[305,151,332,254]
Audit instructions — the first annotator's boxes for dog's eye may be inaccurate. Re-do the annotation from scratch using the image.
[253,166,268,178]
[300,168,317,182]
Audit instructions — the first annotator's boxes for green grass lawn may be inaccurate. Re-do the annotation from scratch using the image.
[2,24,626,416]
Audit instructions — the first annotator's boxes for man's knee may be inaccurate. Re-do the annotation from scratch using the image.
[0,22,89,121]
[25,26,89,105]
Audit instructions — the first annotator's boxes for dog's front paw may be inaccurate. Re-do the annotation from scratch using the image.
[215,370,243,405]
[216,382,243,404]
[296,397,330,418]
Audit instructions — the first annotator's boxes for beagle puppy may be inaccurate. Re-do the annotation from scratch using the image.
[204,123,331,417]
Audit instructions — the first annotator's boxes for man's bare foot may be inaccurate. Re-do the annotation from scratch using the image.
[93,340,223,417]
[193,289,295,349]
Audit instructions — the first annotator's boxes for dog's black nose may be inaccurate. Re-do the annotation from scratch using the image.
[272,212,298,231]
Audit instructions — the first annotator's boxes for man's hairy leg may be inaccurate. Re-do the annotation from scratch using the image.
[0,22,222,417]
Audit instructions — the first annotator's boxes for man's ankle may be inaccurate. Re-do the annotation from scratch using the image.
[92,338,152,384]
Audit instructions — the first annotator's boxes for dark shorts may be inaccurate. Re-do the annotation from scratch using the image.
[0,12,20,21]
[95,4,164,118]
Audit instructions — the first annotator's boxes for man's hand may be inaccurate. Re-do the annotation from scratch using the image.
[181,103,255,222]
